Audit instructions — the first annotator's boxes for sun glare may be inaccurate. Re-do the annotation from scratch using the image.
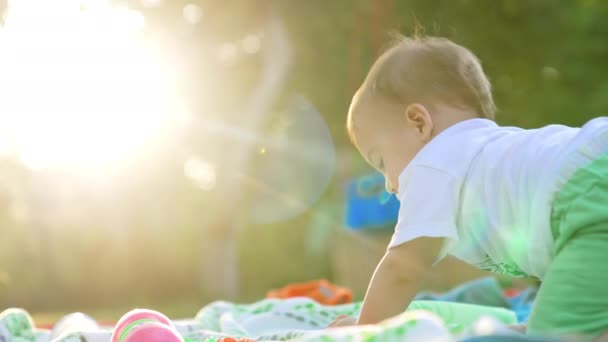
[0,0,180,171]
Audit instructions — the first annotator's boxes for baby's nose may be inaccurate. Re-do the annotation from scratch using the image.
[385,179,396,194]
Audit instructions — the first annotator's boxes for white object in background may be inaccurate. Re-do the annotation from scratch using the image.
[50,312,111,342]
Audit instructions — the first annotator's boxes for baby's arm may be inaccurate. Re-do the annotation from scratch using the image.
[356,236,444,325]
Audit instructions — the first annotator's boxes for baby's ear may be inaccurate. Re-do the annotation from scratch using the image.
[404,103,433,141]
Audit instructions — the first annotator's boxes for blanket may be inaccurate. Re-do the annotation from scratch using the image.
[1,298,518,342]
[0,277,541,342]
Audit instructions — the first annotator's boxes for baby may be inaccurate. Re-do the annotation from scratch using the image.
[331,35,608,339]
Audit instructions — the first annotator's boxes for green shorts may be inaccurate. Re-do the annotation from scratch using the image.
[527,153,608,338]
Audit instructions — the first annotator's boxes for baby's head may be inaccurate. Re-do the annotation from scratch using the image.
[347,35,495,193]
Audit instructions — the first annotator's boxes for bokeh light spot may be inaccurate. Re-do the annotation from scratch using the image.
[182,3,203,25]
[474,316,497,335]
[184,157,217,191]
[542,66,560,81]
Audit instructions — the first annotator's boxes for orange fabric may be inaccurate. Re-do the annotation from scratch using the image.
[266,279,353,305]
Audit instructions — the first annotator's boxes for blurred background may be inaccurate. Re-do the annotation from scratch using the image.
[0,0,607,321]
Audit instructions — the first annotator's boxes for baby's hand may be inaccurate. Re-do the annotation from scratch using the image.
[327,315,357,328]
[508,324,526,333]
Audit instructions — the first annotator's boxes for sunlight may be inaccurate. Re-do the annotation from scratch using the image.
[0,0,180,171]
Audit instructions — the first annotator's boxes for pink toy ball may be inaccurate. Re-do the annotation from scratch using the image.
[111,309,175,342]
[120,322,183,342]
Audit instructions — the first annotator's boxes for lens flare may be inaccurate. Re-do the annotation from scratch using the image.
[243,96,335,224]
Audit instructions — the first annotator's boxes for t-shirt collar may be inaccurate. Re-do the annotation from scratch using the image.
[397,118,497,197]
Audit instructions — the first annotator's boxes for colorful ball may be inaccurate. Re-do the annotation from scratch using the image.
[121,322,183,342]
[111,309,175,342]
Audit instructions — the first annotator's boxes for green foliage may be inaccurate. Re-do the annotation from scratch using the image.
[281,0,608,134]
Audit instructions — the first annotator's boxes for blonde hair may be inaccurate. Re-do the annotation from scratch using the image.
[349,35,495,138]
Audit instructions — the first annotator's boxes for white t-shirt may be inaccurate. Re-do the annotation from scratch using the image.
[389,117,608,279]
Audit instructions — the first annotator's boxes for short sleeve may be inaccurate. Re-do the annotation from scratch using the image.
[389,165,460,260]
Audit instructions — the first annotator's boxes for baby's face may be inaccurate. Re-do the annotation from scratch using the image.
[349,95,427,194]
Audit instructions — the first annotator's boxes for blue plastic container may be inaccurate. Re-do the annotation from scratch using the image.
[344,172,400,230]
